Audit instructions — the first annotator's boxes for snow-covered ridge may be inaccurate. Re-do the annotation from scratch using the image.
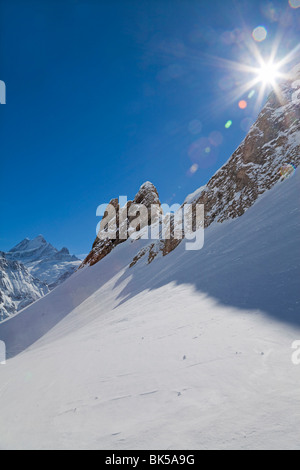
[7,235,81,284]
[0,236,81,321]
[0,252,49,322]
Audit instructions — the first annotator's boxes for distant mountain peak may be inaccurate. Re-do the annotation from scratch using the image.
[0,255,49,322]
[34,234,47,243]
[59,247,70,255]
[4,237,81,287]
[9,235,49,253]
[0,232,82,320]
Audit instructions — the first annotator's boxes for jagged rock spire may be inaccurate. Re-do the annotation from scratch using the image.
[81,182,162,267]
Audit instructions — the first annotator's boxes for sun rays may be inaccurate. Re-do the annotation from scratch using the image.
[208,37,299,114]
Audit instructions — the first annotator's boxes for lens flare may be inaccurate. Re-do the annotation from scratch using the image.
[238,100,248,109]
[289,0,300,8]
[252,26,268,42]
[207,28,299,119]
[280,164,296,179]
[225,120,233,129]
[189,163,199,174]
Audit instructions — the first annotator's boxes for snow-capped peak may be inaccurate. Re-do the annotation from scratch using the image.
[9,235,48,255]
[5,236,81,285]
[139,181,157,191]
[0,237,82,320]
[0,253,49,322]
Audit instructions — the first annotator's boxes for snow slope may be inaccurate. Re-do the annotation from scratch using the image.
[0,170,299,450]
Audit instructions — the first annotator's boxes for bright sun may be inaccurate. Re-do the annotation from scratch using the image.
[212,37,299,111]
[256,61,280,86]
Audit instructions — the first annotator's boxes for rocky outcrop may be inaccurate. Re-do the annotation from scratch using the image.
[81,182,162,267]
[189,70,300,228]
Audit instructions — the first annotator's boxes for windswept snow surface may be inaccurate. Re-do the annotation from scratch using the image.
[0,171,299,450]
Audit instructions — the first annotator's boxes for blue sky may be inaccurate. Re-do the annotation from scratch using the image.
[0,0,299,257]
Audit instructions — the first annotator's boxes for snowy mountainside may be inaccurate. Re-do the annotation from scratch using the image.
[186,63,300,214]
[0,236,81,321]
[6,235,81,284]
[132,64,300,263]
[0,168,299,449]
[81,65,299,270]
[0,252,49,322]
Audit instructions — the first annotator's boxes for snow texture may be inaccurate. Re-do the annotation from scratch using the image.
[0,169,299,450]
